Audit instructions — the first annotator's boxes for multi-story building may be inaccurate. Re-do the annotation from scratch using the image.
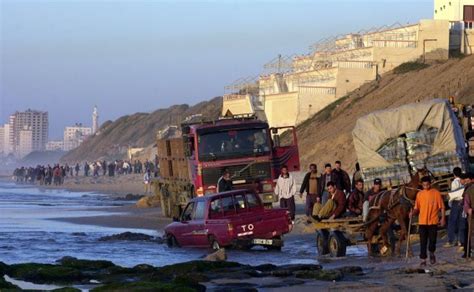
[434,0,474,54]
[223,0,474,128]
[3,123,12,155]
[46,140,65,151]
[9,110,48,157]
[0,126,4,156]
[224,18,451,128]
[63,123,92,151]
[17,126,33,159]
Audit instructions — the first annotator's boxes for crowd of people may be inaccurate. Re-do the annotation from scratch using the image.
[273,161,473,265]
[12,159,159,186]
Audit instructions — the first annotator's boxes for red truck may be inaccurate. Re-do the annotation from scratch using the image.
[155,114,300,218]
[164,189,293,250]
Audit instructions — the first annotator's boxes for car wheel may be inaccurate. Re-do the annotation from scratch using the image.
[209,236,220,250]
[166,234,179,248]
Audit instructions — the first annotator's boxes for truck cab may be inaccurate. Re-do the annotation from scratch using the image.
[183,116,300,204]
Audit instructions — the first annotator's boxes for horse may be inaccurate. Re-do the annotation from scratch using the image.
[365,168,433,257]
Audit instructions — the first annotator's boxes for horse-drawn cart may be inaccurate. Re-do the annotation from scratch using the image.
[314,217,366,257]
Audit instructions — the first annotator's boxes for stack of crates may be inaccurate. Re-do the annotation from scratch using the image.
[362,126,464,190]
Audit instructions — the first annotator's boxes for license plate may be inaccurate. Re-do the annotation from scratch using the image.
[253,239,273,245]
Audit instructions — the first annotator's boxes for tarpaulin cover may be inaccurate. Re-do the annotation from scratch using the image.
[352,99,466,168]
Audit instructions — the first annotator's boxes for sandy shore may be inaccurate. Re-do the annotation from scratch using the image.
[53,205,170,231]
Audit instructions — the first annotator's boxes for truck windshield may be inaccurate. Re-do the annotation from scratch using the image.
[198,128,271,161]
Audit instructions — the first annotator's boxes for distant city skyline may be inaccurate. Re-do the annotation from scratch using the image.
[0,0,433,138]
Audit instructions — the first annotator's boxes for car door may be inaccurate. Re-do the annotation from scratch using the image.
[176,202,195,246]
[188,200,208,247]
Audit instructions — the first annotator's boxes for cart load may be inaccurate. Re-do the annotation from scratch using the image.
[352,99,468,190]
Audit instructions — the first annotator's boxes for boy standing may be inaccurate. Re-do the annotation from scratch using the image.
[411,176,446,266]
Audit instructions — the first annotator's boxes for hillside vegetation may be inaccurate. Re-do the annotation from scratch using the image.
[61,97,222,162]
[296,55,474,172]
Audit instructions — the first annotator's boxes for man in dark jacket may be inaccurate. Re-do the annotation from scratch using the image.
[332,160,351,194]
[217,170,233,193]
[320,163,338,204]
[347,179,364,217]
[299,164,320,218]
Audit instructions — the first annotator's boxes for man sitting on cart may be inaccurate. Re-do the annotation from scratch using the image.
[363,178,383,222]
[312,181,346,221]
[346,179,364,217]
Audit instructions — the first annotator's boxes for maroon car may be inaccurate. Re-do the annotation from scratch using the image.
[164,190,293,250]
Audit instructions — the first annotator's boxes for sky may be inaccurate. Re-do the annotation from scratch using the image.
[0,0,433,139]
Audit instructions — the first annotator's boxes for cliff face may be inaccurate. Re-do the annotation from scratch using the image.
[61,97,222,162]
[295,56,474,172]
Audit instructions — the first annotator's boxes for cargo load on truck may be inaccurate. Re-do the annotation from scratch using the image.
[352,99,468,190]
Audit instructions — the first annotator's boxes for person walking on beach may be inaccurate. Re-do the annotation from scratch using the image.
[274,165,297,221]
[410,176,445,266]
[84,162,90,177]
[299,164,320,222]
[75,163,80,176]
[143,169,151,194]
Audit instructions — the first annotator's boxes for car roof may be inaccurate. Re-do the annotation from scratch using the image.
[191,189,250,202]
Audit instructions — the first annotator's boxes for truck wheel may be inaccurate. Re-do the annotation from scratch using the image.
[166,234,179,248]
[328,231,347,257]
[265,236,282,251]
[266,245,282,251]
[316,230,330,256]
[209,236,220,250]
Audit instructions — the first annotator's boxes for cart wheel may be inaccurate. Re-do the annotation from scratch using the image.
[316,230,330,256]
[166,233,179,248]
[329,231,347,257]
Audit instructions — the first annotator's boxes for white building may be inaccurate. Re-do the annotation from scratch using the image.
[434,0,474,54]
[46,140,65,151]
[0,126,4,156]
[8,110,48,157]
[63,123,92,151]
[3,123,12,155]
[17,126,33,158]
[92,106,99,134]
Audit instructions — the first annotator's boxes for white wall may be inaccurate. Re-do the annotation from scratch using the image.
[434,0,474,21]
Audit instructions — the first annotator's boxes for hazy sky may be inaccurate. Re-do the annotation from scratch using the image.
[1,0,433,139]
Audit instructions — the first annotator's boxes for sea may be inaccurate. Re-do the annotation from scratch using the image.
[0,180,367,268]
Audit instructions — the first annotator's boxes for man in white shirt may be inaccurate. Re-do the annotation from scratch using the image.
[274,165,297,221]
[446,167,465,247]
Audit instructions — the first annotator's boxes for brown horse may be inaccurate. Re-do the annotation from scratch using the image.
[365,168,432,256]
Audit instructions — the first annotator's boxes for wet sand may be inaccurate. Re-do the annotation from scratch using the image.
[53,205,169,231]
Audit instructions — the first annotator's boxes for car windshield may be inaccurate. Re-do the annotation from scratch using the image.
[198,128,271,161]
